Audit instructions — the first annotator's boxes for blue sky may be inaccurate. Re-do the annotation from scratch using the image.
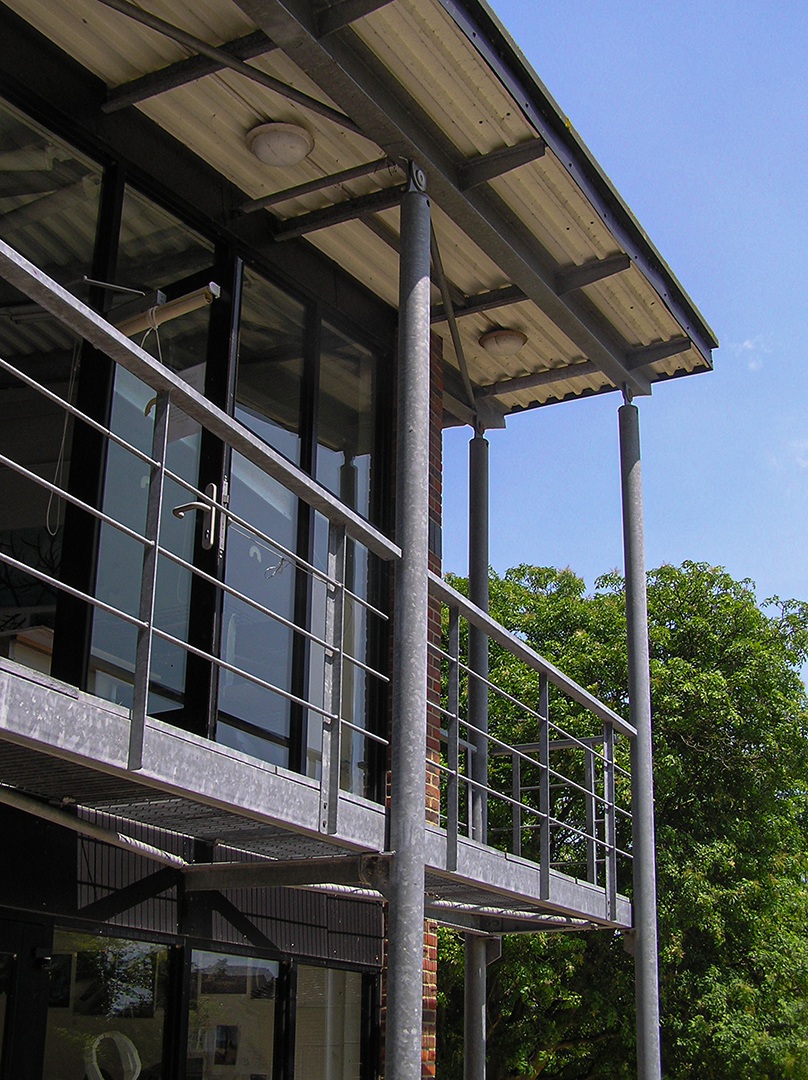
[442,0,808,606]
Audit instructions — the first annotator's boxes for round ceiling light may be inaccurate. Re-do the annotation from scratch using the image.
[247,123,314,167]
[479,328,528,356]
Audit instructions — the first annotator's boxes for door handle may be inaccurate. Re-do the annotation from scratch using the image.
[173,482,217,550]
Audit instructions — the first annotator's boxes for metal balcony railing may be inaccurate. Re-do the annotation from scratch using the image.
[428,574,634,911]
[0,238,397,831]
[1,238,634,903]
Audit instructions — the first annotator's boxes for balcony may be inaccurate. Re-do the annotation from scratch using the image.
[0,238,633,932]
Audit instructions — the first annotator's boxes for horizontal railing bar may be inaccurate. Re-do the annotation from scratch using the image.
[340,649,390,684]
[0,239,400,562]
[0,452,155,550]
[163,471,389,624]
[490,739,630,778]
[0,551,147,630]
[339,718,390,746]
[0,353,159,471]
[151,627,338,721]
[158,545,334,653]
[158,548,389,686]
[429,572,635,736]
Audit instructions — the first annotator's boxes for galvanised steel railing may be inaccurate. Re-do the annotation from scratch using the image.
[0,238,396,833]
[428,573,634,911]
[1,237,634,897]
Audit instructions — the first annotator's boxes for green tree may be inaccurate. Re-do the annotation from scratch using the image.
[437,562,808,1079]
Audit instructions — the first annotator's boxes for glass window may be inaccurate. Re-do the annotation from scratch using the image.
[0,99,102,677]
[295,966,362,1080]
[89,191,214,713]
[43,930,169,1080]
[187,951,278,1080]
[235,268,306,463]
[316,321,378,523]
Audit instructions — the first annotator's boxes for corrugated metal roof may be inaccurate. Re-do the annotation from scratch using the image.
[2,0,716,419]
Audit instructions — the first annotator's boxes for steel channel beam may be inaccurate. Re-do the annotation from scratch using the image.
[102,30,276,112]
[94,0,362,133]
[618,402,661,1080]
[230,0,653,397]
[386,166,431,1080]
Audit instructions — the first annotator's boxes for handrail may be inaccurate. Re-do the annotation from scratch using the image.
[428,570,636,737]
[0,238,401,563]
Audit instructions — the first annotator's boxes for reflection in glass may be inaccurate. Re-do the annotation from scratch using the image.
[0,99,102,677]
[217,453,298,766]
[89,190,213,713]
[187,951,277,1080]
[236,268,305,463]
[316,321,377,522]
[43,930,167,1080]
[295,966,362,1080]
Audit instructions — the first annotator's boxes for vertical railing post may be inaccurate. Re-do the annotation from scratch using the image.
[128,390,169,771]
[511,751,521,857]
[538,672,550,900]
[387,161,431,1080]
[584,745,596,885]
[619,398,661,1080]
[446,604,460,872]
[320,521,346,835]
[603,723,617,921]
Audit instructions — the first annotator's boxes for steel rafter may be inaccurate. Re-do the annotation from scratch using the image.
[230,0,655,396]
[102,29,276,112]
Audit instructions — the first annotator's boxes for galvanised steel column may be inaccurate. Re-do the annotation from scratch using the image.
[618,399,662,1080]
[465,432,489,1080]
[388,162,431,1080]
[468,432,489,841]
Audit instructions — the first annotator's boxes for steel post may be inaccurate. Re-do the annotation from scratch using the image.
[465,935,487,1080]
[388,163,431,1080]
[465,433,489,1080]
[468,433,489,841]
[618,402,661,1080]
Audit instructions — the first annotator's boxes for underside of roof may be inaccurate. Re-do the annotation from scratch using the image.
[1,0,717,424]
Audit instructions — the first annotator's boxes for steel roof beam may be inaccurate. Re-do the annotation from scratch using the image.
[231,0,653,396]
[458,137,545,190]
[93,0,363,134]
[476,361,599,400]
[317,0,397,37]
[431,283,527,322]
[242,156,396,212]
[102,30,276,112]
[556,252,631,296]
[273,182,406,239]
[626,336,691,370]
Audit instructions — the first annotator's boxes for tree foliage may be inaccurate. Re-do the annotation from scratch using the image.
[437,562,808,1079]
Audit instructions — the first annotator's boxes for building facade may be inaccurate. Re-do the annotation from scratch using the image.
[0,1,716,1078]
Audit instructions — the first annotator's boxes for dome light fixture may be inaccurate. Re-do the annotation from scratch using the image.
[479,328,527,356]
[247,123,314,167]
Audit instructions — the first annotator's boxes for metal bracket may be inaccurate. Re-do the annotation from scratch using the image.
[407,160,427,192]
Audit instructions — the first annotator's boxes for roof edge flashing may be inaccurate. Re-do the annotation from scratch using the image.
[434,0,718,360]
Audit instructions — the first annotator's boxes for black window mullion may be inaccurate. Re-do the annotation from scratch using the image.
[183,248,241,740]
[288,305,320,775]
[50,161,126,690]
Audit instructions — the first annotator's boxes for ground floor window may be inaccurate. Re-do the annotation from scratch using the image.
[37,931,372,1080]
[42,930,168,1080]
